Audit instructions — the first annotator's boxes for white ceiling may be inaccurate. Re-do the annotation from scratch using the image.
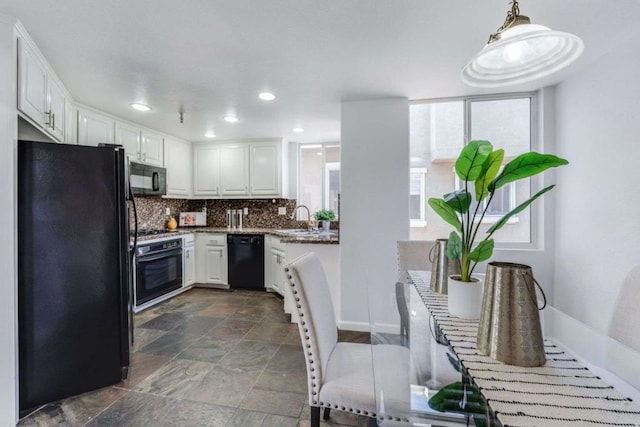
[1,0,639,143]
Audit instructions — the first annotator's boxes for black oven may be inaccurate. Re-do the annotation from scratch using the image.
[135,238,183,306]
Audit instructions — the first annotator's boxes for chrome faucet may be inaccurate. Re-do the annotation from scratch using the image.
[290,205,313,231]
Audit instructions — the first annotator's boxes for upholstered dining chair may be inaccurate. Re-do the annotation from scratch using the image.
[608,264,640,352]
[285,252,412,427]
[396,240,435,283]
[396,240,434,344]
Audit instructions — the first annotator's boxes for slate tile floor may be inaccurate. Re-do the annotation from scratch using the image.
[18,288,371,427]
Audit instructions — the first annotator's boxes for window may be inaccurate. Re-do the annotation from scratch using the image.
[410,168,427,226]
[409,94,536,244]
[298,144,340,219]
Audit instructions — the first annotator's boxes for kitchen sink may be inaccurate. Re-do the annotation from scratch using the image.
[275,229,337,237]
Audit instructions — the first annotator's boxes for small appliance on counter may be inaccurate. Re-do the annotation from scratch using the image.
[226,209,243,229]
[179,212,206,227]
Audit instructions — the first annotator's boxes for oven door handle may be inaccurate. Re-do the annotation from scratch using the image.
[136,248,182,263]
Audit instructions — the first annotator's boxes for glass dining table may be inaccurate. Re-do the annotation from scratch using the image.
[367,270,640,426]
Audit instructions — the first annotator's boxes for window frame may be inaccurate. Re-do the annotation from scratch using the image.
[409,167,427,227]
[297,143,341,220]
[410,91,542,250]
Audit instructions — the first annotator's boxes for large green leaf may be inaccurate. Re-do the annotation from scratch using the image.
[487,185,555,235]
[475,149,504,202]
[446,231,461,261]
[455,140,493,182]
[490,152,569,191]
[444,189,472,214]
[428,382,487,425]
[428,198,461,232]
[468,239,494,262]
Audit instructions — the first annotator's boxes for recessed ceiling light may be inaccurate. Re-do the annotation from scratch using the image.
[204,131,216,138]
[223,115,239,123]
[130,103,151,112]
[293,127,304,133]
[258,92,276,101]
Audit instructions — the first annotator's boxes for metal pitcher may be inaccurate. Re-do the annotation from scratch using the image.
[477,262,547,367]
[429,238,460,294]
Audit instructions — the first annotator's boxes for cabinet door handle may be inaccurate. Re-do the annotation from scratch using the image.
[143,152,147,162]
[44,110,52,127]
[186,251,189,259]
[138,152,142,160]
[51,113,55,130]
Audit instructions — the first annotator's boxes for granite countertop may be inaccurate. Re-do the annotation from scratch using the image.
[136,227,339,244]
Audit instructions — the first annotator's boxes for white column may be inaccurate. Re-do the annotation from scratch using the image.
[0,16,18,426]
[340,98,409,331]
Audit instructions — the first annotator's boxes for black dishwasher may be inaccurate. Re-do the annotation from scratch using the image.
[227,234,265,291]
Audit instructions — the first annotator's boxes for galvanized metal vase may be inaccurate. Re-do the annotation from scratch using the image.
[429,239,460,294]
[477,262,547,367]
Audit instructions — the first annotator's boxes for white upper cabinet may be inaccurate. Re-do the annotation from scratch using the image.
[165,138,192,197]
[250,142,280,196]
[115,122,141,162]
[18,37,66,142]
[141,131,164,167]
[193,144,221,197]
[115,124,164,167]
[46,78,65,141]
[220,144,249,196]
[77,108,115,146]
[64,101,77,144]
[192,140,284,199]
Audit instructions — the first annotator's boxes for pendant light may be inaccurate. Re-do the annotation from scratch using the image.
[461,0,584,88]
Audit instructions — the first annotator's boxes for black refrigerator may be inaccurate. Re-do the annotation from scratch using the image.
[18,141,132,412]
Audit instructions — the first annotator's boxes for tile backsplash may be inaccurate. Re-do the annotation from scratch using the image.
[133,197,323,230]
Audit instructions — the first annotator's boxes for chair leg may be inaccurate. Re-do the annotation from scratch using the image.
[310,406,320,427]
[368,416,379,426]
[323,407,331,420]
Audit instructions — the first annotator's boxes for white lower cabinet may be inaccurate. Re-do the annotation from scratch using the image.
[269,247,287,296]
[195,234,228,286]
[183,234,195,286]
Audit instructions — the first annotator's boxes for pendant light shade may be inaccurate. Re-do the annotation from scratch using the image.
[461,1,584,88]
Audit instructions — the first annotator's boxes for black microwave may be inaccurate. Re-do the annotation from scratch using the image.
[130,162,166,196]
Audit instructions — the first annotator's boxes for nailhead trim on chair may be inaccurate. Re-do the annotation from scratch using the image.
[318,401,376,417]
[285,258,379,418]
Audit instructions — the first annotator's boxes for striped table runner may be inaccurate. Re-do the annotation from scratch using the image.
[408,270,640,427]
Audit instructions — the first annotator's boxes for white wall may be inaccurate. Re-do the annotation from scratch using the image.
[340,98,409,330]
[554,31,640,332]
[0,17,18,426]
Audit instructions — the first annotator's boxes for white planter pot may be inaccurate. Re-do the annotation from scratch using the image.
[321,221,331,232]
[447,275,484,320]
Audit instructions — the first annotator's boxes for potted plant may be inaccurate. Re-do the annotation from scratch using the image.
[428,140,568,319]
[314,209,336,232]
